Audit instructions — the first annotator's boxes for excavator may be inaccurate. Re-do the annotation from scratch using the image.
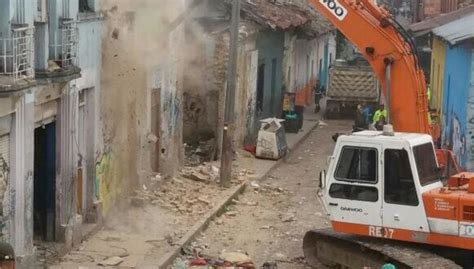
[301,0,474,268]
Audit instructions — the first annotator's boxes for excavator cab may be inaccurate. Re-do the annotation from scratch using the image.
[319,130,442,237]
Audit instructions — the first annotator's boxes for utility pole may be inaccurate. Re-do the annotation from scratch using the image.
[220,0,240,188]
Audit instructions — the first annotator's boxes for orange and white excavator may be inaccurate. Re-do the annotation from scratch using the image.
[302,0,474,268]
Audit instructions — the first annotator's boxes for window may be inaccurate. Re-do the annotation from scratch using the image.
[384,149,419,206]
[335,147,377,183]
[413,143,439,186]
[79,0,94,12]
[329,183,378,202]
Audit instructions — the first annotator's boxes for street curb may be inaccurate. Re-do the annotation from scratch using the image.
[155,120,320,269]
[155,182,248,269]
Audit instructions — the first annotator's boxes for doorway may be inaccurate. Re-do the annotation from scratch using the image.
[34,122,56,241]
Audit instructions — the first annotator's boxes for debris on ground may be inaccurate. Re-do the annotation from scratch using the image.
[250,182,288,196]
[225,211,237,217]
[181,164,220,183]
[272,252,288,261]
[219,252,252,264]
[262,261,278,268]
[280,213,296,223]
[232,168,256,183]
[174,250,256,268]
[132,164,229,216]
[232,199,258,206]
[184,137,216,166]
[97,256,124,266]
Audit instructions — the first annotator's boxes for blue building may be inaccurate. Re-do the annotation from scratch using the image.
[433,13,474,169]
[0,0,102,265]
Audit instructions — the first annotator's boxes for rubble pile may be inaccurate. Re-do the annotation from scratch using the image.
[132,164,223,215]
[249,181,289,196]
[231,168,256,183]
[180,164,220,183]
[174,250,256,269]
[184,138,216,166]
[132,164,256,217]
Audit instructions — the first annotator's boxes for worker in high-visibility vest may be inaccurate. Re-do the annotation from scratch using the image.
[372,104,387,124]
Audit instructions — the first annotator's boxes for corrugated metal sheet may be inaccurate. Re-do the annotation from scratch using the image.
[409,5,474,34]
[432,13,474,44]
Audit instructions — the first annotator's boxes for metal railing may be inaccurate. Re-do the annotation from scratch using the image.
[0,26,35,82]
[50,18,78,69]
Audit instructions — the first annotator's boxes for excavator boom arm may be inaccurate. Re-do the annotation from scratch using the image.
[308,0,430,134]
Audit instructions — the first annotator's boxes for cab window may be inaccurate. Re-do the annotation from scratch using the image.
[329,183,378,202]
[335,147,377,183]
[384,149,419,206]
[413,143,439,186]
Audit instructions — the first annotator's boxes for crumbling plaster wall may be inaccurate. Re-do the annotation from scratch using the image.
[99,0,185,214]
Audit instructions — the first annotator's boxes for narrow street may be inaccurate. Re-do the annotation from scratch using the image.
[173,118,352,268]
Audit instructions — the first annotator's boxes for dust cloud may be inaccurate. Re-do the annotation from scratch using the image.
[99,0,195,219]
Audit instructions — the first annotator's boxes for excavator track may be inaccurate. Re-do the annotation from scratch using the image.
[303,228,461,268]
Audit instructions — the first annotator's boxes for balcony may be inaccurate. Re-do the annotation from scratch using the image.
[36,18,81,83]
[0,26,36,94]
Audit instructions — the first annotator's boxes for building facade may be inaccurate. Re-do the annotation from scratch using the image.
[0,0,102,265]
[183,0,335,153]
[413,10,474,169]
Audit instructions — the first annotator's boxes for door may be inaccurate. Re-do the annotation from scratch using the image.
[382,147,430,232]
[34,122,56,241]
[327,144,382,227]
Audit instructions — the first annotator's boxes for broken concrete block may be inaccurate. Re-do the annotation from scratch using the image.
[219,252,252,263]
[98,256,124,266]
[182,171,209,183]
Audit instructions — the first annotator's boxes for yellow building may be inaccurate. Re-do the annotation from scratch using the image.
[430,36,446,116]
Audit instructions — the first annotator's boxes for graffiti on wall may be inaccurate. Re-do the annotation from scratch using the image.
[443,113,466,166]
[161,91,181,139]
[0,155,9,216]
[0,154,8,237]
[466,97,474,166]
[183,93,205,125]
[95,149,121,214]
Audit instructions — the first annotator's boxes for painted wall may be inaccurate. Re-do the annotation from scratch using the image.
[441,41,473,168]
[465,48,474,170]
[235,42,258,147]
[74,15,102,220]
[255,30,285,119]
[317,32,336,90]
[294,38,320,106]
[287,32,335,106]
[430,36,446,112]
